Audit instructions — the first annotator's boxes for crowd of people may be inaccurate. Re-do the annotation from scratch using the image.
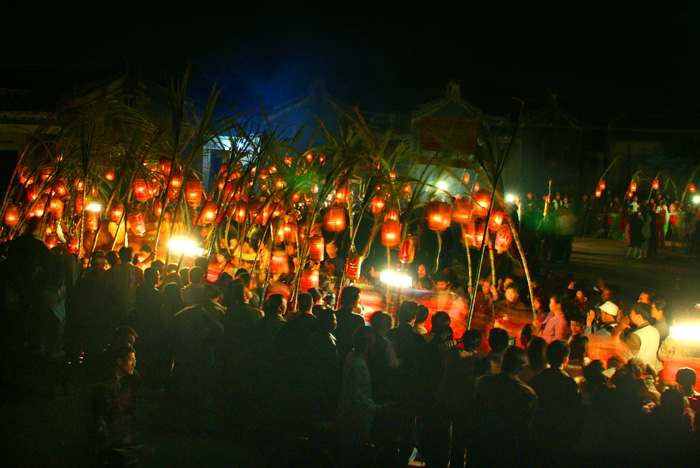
[1,196,700,467]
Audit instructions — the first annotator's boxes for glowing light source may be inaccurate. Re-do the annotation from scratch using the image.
[437,181,448,191]
[505,194,515,203]
[693,196,700,204]
[86,203,102,212]
[669,323,700,342]
[168,237,204,257]
[379,271,413,288]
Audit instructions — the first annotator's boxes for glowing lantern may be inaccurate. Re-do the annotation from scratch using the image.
[426,201,452,231]
[283,222,298,244]
[251,166,257,174]
[689,184,697,194]
[168,170,183,198]
[4,204,19,226]
[403,184,412,194]
[91,186,99,198]
[85,211,99,231]
[49,197,63,218]
[309,235,325,262]
[52,179,68,197]
[318,154,326,164]
[68,237,79,254]
[148,179,160,198]
[452,198,472,224]
[463,173,470,183]
[200,201,217,225]
[105,168,115,181]
[269,164,277,174]
[275,178,285,190]
[45,224,53,236]
[399,236,416,264]
[41,167,53,181]
[323,204,346,232]
[300,268,320,291]
[389,171,397,181]
[292,192,301,203]
[133,179,149,202]
[74,196,83,214]
[595,189,602,198]
[284,156,292,166]
[110,204,124,223]
[26,184,40,201]
[259,169,269,181]
[233,204,247,224]
[472,190,492,218]
[312,184,319,194]
[371,195,386,216]
[159,157,172,176]
[18,166,30,185]
[304,151,314,163]
[45,235,58,250]
[495,227,513,253]
[462,221,486,249]
[630,181,637,192]
[154,199,163,217]
[34,195,48,218]
[334,183,349,203]
[384,208,399,222]
[599,180,606,190]
[185,179,203,206]
[488,210,505,231]
[381,220,402,248]
[270,250,290,274]
[652,179,660,190]
[473,182,480,192]
[253,203,272,225]
[127,212,146,236]
[345,253,363,281]
[75,178,85,191]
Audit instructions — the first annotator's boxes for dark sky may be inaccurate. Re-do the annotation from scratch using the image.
[3,1,699,114]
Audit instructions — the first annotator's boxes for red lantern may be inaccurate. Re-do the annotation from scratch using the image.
[17,166,30,185]
[49,197,63,219]
[253,203,272,225]
[403,184,412,194]
[259,169,269,181]
[323,204,346,232]
[185,179,203,206]
[300,268,319,291]
[154,199,163,217]
[426,201,452,231]
[473,182,480,192]
[652,179,660,190]
[127,212,146,236]
[45,235,58,250]
[91,186,98,198]
[345,253,363,281]
[399,236,416,263]
[381,220,402,248]
[275,178,285,190]
[85,210,99,231]
[68,237,79,254]
[462,221,486,249]
[133,179,149,202]
[599,180,606,190]
[74,196,83,214]
[371,195,386,216]
[3,204,19,226]
[488,210,505,231]
[159,157,172,176]
[233,204,247,224]
[33,195,48,218]
[318,154,326,164]
[270,250,290,274]
[472,190,492,218]
[452,198,472,224]
[334,183,349,203]
[105,167,115,181]
[269,164,277,174]
[304,151,314,163]
[284,156,292,166]
[110,204,124,223]
[384,208,399,222]
[283,222,298,244]
[309,235,325,262]
[595,189,602,198]
[463,173,470,184]
[52,179,68,197]
[200,201,217,225]
[689,183,697,194]
[148,179,160,198]
[169,169,183,194]
[495,227,513,253]
[630,181,637,192]
[74,178,85,191]
[26,184,40,202]
[41,166,53,181]
[389,171,397,181]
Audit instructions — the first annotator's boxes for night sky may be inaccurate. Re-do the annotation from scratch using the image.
[2,1,699,115]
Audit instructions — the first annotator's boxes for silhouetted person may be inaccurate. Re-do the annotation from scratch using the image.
[334,286,365,365]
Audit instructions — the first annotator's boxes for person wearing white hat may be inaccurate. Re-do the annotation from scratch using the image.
[585,300,619,337]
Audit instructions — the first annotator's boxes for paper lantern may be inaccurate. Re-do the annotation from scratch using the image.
[381,220,402,248]
[33,195,48,218]
[472,190,492,218]
[384,208,399,222]
[74,178,85,191]
[318,154,326,164]
[389,171,397,181]
[323,204,346,232]
[599,180,606,190]
[85,211,99,231]
[251,202,271,225]
[154,199,163,217]
[488,210,505,231]
[127,212,146,236]
[334,183,349,203]
[312,184,319,194]
[595,189,602,198]
[652,179,659,190]
[304,151,314,163]
[309,235,325,262]
[52,179,68,197]
[68,237,79,254]
[283,222,298,244]
[371,195,386,216]
[233,204,247,224]
[426,201,452,231]
[169,169,183,194]
[284,156,292,166]
[689,183,697,194]
[259,169,269,181]
[473,182,480,192]
[275,178,285,190]
[49,197,63,219]
[630,181,637,192]
[159,157,172,176]
[74,196,83,214]
[452,198,472,224]
[41,166,53,181]
[462,221,486,249]
[399,236,416,264]
[200,201,217,225]
[17,166,30,185]
[495,227,513,253]
[185,179,203,206]
[291,192,301,203]
[105,168,115,181]
[26,184,40,201]
[345,253,363,281]
[403,184,412,194]
[3,204,19,226]
[270,250,290,274]
[463,173,470,183]
[147,179,160,198]
[300,268,319,291]
[269,164,277,174]
[110,204,124,223]
[133,179,149,202]
[45,235,58,250]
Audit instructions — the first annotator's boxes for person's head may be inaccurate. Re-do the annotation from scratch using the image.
[444,268,458,287]
[113,326,137,347]
[569,334,590,362]
[533,292,548,312]
[525,336,547,371]
[505,284,520,303]
[188,266,205,285]
[194,256,209,271]
[352,326,375,356]
[144,267,159,287]
[296,292,313,314]
[651,298,666,321]
[202,283,223,302]
[488,328,510,355]
[370,311,393,335]
[432,325,454,344]
[629,302,652,326]
[433,271,451,291]
[417,276,435,291]
[431,311,450,331]
[417,263,427,278]
[546,340,570,368]
[501,346,528,375]
[90,250,107,271]
[163,282,183,305]
[316,308,337,333]
[397,300,418,325]
[601,284,616,302]
[415,305,429,326]
[308,287,323,305]
[264,294,287,317]
[118,246,133,263]
[326,241,338,258]
[463,329,483,352]
[339,286,361,308]
[659,386,686,418]
[151,259,165,275]
[25,215,42,235]
[599,301,619,323]
[549,294,564,314]
[638,290,653,305]
[570,318,584,336]
[111,346,136,377]
[583,360,606,387]
[520,323,538,348]
[676,367,697,395]
[179,267,190,284]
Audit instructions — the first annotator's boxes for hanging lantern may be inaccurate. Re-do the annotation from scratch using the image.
[318,154,326,165]
[17,166,30,185]
[74,178,85,191]
[68,237,79,254]
[45,223,53,237]
[652,179,660,190]
[40,166,53,181]
[147,179,160,198]
[334,182,349,203]
[133,178,149,202]
[323,204,346,232]
[488,210,505,231]
[426,201,452,231]
[284,156,292,166]
[403,184,412,194]
[599,180,606,190]
[259,169,269,181]
[127,212,146,236]
[384,208,399,222]
[371,195,386,216]
[253,203,272,225]
[169,169,183,193]
[45,235,58,250]
[345,252,363,281]
[200,201,217,225]
[495,227,513,253]
[309,235,325,262]
[472,190,492,218]
[74,196,84,214]
[283,222,298,244]
[105,167,115,181]
[3,204,19,226]
[154,199,163,217]
[52,179,68,197]
[452,198,472,224]
[275,178,285,190]
[689,183,697,194]
[381,220,402,248]
[49,197,63,219]
[291,192,301,203]
[630,181,637,192]
[463,173,470,184]
[159,157,172,176]
[389,171,397,181]
[300,268,320,291]
[399,236,416,263]
[270,250,290,274]
[26,184,40,202]
[91,185,99,198]
[312,184,319,194]
[462,221,486,249]
[185,178,203,206]
[304,151,314,163]
[85,210,99,231]
[33,195,48,218]
[473,182,480,192]
[595,189,602,198]
[110,204,124,223]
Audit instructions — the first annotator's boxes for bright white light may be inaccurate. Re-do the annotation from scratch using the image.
[86,203,102,212]
[505,194,515,203]
[168,237,204,257]
[437,181,448,191]
[379,271,413,288]
[669,323,700,342]
[693,196,700,204]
